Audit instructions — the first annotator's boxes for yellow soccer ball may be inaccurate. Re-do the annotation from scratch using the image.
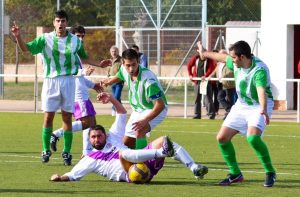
[128,163,150,184]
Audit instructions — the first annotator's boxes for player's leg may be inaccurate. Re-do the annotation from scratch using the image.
[246,102,276,187]
[41,78,60,163]
[172,142,208,179]
[60,76,75,165]
[121,136,174,163]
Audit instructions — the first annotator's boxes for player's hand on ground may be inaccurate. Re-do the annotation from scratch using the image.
[50,174,60,181]
[99,59,112,68]
[11,21,20,37]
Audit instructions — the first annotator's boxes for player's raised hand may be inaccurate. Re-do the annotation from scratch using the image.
[99,59,112,68]
[84,66,95,76]
[11,21,20,37]
[97,92,111,104]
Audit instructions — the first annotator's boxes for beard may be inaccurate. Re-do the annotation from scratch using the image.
[93,142,106,150]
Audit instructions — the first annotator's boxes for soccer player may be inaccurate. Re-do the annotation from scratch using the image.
[11,10,110,165]
[50,25,102,157]
[50,92,208,182]
[100,49,168,149]
[197,40,276,187]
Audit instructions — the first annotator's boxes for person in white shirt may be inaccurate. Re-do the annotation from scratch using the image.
[50,92,208,183]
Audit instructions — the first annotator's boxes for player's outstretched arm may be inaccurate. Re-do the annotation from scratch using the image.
[11,21,29,52]
[197,41,227,62]
[97,92,126,114]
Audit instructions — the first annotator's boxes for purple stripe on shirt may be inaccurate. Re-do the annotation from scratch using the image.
[87,149,120,161]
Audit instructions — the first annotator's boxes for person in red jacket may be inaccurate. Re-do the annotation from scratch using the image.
[187,54,217,119]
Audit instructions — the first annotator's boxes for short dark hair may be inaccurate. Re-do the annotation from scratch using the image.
[131,44,139,51]
[229,40,252,59]
[89,125,106,136]
[70,24,85,34]
[55,10,69,21]
[122,49,139,61]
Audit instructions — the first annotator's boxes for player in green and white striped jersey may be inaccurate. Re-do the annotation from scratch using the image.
[11,10,109,165]
[101,49,168,150]
[197,40,276,187]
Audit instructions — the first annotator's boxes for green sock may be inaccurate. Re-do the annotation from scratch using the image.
[42,127,52,151]
[135,137,147,149]
[63,131,73,153]
[218,141,241,175]
[247,135,276,173]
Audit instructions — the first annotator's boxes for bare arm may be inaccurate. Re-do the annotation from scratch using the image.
[257,86,269,125]
[97,92,127,114]
[11,21,29,52]
[81,57,112,68]
[197,41,227,62]
[132,98,165,136]
[101,76,122,87]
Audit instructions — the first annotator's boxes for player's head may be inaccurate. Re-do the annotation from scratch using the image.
[70,24,85,40]
[110,45,119,58]
[53,10,68,35]
[89,125,106,150]
[229,40,252,67]
[131,44,140,53]
[122,49,140,77]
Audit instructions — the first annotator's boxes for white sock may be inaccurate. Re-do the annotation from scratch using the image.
[72,121,83,133]
[122,149,164,163]
[82,128,92,155]
[172,142,197,171]
[52,121,83,138]
[53,128,64,138]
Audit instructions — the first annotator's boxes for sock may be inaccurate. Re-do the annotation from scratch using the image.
[135,137,147,149]
[218,141,241,175]
[52,121,83,138]
[247,134,276,173]
[122,149,160,163]
[71,121,83,133]
[63,131,73,153]
[82,128,92,155]
[52,128,64,138]
[42,127,52,151]
[172,142,198,171]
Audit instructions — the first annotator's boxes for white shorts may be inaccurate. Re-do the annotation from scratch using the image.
[222,99,274,135]
[125,107,168,138]
[41,75,75,113]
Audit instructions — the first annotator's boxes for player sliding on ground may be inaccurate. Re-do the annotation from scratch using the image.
[50,92,208,183]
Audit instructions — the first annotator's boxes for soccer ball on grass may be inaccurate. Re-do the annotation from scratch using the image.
[128,163,150,184]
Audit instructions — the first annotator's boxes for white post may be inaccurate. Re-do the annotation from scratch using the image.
[297,81,300,123]
[115,0,120,48]
[57,0,60,10]
[184,78,188,119]
[157,0,161,76]
[201,0,207,46]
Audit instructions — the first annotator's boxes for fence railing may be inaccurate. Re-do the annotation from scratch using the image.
[0,74,299,123]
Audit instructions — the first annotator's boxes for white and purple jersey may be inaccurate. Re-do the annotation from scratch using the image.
[74,69,95,102]
[64,113,129,181]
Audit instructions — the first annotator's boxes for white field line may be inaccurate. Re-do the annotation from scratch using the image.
[153,130,300,138]
[0,154,298,177]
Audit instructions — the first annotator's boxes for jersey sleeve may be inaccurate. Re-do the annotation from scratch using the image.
[63,156,97,181]
[225,56,234,71]
[26,35,45,55]
[254,69,268,88]
[77,42,88,59]
[108,113,127,140]
[116,67,125,81]
[145,79,163,101]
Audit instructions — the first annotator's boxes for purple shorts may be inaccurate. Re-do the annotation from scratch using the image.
[73,99,96,120]
[144,143,165,182]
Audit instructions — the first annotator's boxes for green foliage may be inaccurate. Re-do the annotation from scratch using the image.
[0,113,300,196]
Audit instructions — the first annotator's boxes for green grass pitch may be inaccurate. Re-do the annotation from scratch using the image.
[0,112,299,196]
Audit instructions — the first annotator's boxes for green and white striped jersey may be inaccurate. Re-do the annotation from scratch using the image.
[116,66,168,112]
[226,56,273,106]
[26,31,88,78]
